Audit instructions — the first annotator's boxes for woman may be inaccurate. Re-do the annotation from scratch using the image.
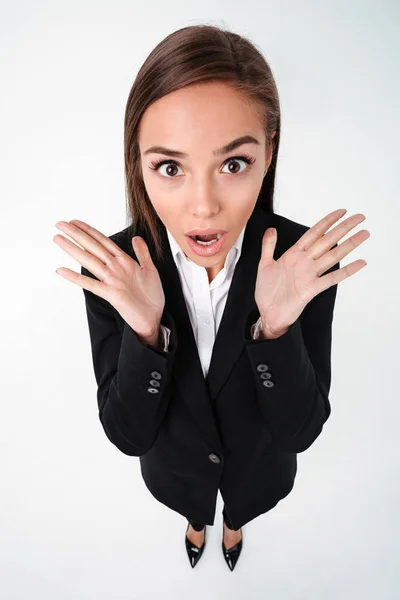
[53,24,369,571]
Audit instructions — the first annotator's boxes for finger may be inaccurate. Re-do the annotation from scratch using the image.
[67,219,125,257]
[310,213,367,260]
[315,228,370,276]
[296,209,348,252]
[55,267,110,301]
[314,259,368,295]
[55,221,115,264]
[53,233,109,281]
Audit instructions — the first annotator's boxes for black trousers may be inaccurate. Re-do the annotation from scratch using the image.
[188,505,236,531]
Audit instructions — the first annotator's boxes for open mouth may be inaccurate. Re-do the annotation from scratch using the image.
[186,232,227,256]
[189,233,223,246]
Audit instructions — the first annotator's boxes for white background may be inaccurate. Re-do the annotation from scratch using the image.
[1,1,398,598]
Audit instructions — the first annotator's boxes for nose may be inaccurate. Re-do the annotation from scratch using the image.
[187,177,221,216]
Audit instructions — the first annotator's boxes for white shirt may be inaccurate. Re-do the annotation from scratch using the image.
[159,226,263,378]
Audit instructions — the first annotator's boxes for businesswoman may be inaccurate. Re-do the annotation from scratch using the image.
[53,24,369,571]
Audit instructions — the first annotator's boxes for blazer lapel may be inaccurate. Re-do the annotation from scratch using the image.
[153,204,274,452]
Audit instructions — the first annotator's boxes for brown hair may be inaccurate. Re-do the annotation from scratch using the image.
[123,23,281,262]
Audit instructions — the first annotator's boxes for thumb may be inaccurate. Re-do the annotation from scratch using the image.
[261,227,277,264]
[132,236,152,268]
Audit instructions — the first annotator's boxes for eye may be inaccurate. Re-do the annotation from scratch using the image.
[221,155,255,175]
[149,160,184,178]
[149,154,256,179]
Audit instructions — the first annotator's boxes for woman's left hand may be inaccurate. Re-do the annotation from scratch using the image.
[254,208,370,338]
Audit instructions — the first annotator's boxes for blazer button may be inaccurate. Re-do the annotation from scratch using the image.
[147,387,159,394]
[149,379,160,387]
[262,380,274,387]
[260,372,272,379]
[151,371,162,379]
[208,453,221,464]
[257,364,269,372]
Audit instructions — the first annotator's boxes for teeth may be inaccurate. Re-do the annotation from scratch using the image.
[194,233,222,246]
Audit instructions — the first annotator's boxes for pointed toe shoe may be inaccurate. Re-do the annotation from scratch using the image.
[222,517,243,571]
[185,523,206,568]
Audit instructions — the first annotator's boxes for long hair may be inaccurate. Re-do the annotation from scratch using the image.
[124,24,281,262]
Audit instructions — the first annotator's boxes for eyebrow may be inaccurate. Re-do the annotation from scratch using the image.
[143,135,261,158]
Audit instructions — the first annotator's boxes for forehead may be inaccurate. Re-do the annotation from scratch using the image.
[138,81,264,154]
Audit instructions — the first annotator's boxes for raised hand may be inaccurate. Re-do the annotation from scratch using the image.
[254,209,370,338]
[53,219,165,338]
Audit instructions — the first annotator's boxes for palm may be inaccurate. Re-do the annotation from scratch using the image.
[53,220,166,337]
[116,253,165,315]
[255,246,318,331]
[254,210,369,335]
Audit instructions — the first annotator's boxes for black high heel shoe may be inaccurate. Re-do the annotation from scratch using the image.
[185,523,206,568]
[222,515,243,571]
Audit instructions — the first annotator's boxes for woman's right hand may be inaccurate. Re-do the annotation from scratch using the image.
[53,219,165,338]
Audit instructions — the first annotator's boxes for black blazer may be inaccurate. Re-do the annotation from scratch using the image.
[81,203,340,530]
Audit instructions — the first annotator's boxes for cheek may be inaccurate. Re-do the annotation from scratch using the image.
[221,173,264,206]
[141,170,158,197]
[142,170,183,201]
[143,188,182,231]
[141,175,170,212]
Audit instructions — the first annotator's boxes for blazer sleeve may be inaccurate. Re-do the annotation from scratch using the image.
[244,256,340,454]
[80,265,178,457]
